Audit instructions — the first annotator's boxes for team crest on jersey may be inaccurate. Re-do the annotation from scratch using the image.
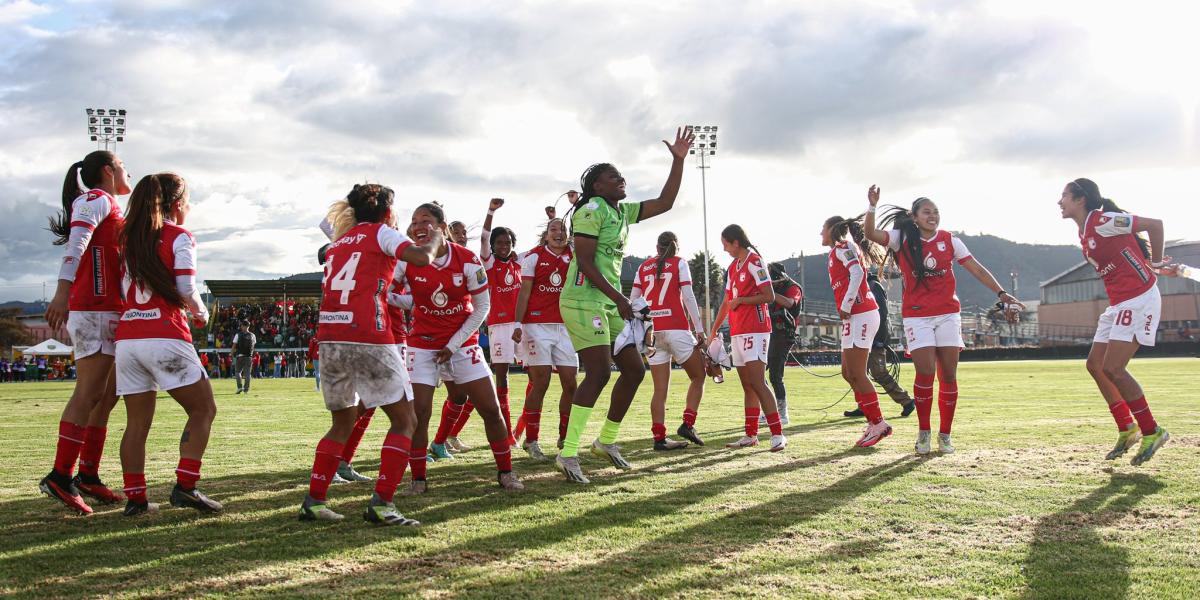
[550,271,563,286]
[739,273,746,281]
[1087,237,1097,249]
[453,274,464,286]
[592,316,603,330]
[937,241,946,252]
[1098,216,1110,225]
[561,255,570,263]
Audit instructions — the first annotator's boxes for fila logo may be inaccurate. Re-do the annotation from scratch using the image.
[414,276,428,282]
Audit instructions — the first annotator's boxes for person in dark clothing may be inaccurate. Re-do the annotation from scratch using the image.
[232,320,257,394]
[845,271,915,418]
[766,262,804,425]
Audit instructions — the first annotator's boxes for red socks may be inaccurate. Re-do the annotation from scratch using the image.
[938,381,958,435]
[682,408,698,427]
[77,425,107,477]
[490,439,512,473]
[652,422,667,442]
[308,438,344,502]
[175,458,202,490]
[558,411,569,442]
[913,373,936,431]
[855,391,884,424]
[450,400,475,436]
[434,400,465,445]
[410,447,428,481]
[1125,396,1158,436]
[341,408,375,463]
[123,473,147,504]
[1108,401,1135,431]
[54,421,86,477]
[523,409,542,442]
[744,407,761,437]
[765,411,782,436]
[375,433,411,503]
[498,387,515,446]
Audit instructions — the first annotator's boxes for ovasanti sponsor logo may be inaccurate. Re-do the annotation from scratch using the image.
[923,252,938,270]
[537,283,564,293]
[431,283,449,307]
[549,271,563,286]
[331,233,368,248]
[1096,262,1117,277]
[121,308,161,320]
[319,311,354,323]
[504,270,516,285]
[421,303,466,317]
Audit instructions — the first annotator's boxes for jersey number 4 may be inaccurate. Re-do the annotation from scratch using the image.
[325,252,362,305]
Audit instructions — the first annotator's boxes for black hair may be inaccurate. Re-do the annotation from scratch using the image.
[1068,178,1150,258]
[49,150,117,245]
[414,202,446,224]
[655,231,678,278]
[317,243,330,266]
[347,184,394,224]
[720,224,760,256]
[490,226,516,254]
[878,198,935,286]
[824,214,886,267]
[564,163,619,233]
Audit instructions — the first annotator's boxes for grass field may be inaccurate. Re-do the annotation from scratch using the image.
[1,358,1198,599]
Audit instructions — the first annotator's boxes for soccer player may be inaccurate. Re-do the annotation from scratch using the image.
[299,184,436,525]
[113,173,221,516]
[399,202,525,493]
[512,212,578,459]
[1059,178,1175,465]
[631,232,708,450]
[40,151,133,514]
[864,185,1022,454]
[708,225,787,452]
[822,215,892,447]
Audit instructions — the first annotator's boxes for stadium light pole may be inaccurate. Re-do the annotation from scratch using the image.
[689,124,718,330]
[85,108,128,151]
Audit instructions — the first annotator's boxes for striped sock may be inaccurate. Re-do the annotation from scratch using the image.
[409,447,428,481]
[560,405,593,458]
[341,408,375,463]
[745,407,761,437]
[53,421,86,477]
[938,381,958,435]
[450,401,475,436]
[914,373,936,432]
[308,438,344,502]
[433,400,464,445]
[652,422,667,442]
[765,411,782,436]
[123,472,147,504]
[175,458,202,490]
[855,390,883,424]
[375,433,411,503]
[524,409,542,442]
[1107,401,1134,431]
[77,426,107,477]
[490,439,512,473]
[497,387,515,446]
[1125,396,1158,436]
[682,408,698,427]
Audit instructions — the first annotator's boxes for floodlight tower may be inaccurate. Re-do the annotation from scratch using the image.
[688,124,718,330]
[85,108,127,151]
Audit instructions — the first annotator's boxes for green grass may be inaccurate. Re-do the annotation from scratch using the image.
[1,358,1199,599]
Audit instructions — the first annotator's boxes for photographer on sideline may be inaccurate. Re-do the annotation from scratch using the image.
[767,262,803,424]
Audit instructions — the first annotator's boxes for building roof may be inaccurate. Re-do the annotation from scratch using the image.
[1040,239,1200,289]
[204,279,323,298]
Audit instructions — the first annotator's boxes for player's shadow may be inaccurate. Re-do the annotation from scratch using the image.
[1019,472,1163,600]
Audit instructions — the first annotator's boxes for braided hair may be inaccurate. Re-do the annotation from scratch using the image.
[1068,178,1150,258]
[563,163,618,233]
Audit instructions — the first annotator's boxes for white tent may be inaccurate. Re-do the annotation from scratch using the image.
[22,338,74,356]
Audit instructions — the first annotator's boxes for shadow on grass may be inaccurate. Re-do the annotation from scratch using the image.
[1019,472,1164,600]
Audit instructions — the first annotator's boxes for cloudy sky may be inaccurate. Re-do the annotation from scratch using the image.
[1,0,1196,302]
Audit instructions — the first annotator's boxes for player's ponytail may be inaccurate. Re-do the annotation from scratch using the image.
[878,198,934,286]
[827,214,885,268]
[1069,178,1150,258]
[346,183,394,229]
[655,231,678,278]
[120,173,187,307]
[720,224,760,257]
[49,151,117,245]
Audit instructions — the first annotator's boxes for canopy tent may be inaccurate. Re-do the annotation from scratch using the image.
[23,338,73,356]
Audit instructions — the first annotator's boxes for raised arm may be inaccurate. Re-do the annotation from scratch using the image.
[480,197,503,259]
[636,127,696,221]
[863,185,889,246]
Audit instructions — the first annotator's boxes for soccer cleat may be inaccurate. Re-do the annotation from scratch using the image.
[73,473,123,504]
[123,500,160,517]
[429,443,455,461]
[1130,427,1170,467]
[336,461,373,482]
[843,407,865,419]
[235,389,242,395]
[677,423,705,446]
[169,484,223,513]
[725,435,759,449]
[39,470,93,515]
[401,480,427,496]
[855,420,893,448]
[556,437,565,450]
[1105,425,1141,460]
[915,430,932,455]
[653,438,689,451]
[522,440,549,461]
[900,401,916,418]
[590,439,632,469]
[555,455,590,484]
[447,436,471,452]
[497,471,525,491]
[331,472,351,485]
[363,493,419,526]
[769,434,787,452]
[299,494,344,521]
[937,433,955,454]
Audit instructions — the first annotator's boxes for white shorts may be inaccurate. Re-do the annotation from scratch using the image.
[647,329,698,366]
[521,323,578,368]
[1094,285,1161,347]
[903,313,963,352]
[68,311,119,359]
[319,342,412,412]
[841,311,880,350]
[731,333,770,367]
[408,344,492,387]
[488,323,519,365]
[115,338,207,396]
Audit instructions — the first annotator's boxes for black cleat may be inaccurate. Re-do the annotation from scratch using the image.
[843,407,865,419]
[676,423,705,446]
[899,401,916,418]
[123,500,159,517]
[654,438,689,451]
[169,484,223,513]
[39,470,93,515]
[73,473,123,504]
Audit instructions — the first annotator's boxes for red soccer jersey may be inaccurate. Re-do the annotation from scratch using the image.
[115,223,196,342]
[634,256,693,332]
[485,254,522,326]
[65,189,125,311]
[308,337,319,360]
[883,229,971,318]
[398,243,488,350]
[828,241,878,315]
[724,251,773,335]
[388,283,410,346]
[318,222,412,345]
[1080,210,1157,305]
[519,245,572,324]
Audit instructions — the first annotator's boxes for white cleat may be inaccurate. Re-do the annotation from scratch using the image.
[497,471,525,491]
[938,433,955,454]
[555,455,590,484]
[523,440,549,461]
[446,436,471,452]
[855,420,893,448]
[769,434,787,452]
[915,430,932,455]
[590,439,632,469]
[726,435,760,449]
